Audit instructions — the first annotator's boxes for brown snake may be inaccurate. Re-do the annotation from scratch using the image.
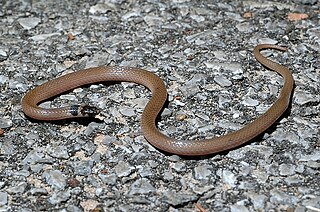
[21,44,294,156]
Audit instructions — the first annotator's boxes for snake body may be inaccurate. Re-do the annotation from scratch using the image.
[21,44,294,156]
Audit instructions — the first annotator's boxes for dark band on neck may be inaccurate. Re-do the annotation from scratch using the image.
[69,105,80,116]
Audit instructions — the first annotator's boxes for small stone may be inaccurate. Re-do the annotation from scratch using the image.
[294,91,317,105]
[67,178,81,188]
[0,75,9,84]
[129,178,155,195]
[307,161,320,169]
[18,17,41,30]
[0,140,15,155]
[71,160,93,176]
[137,166,153,178]
[284,175,303,185]
[242,97,259,106]
[163,171,174,181]
[7,182,27,194]
[85,52,110,68]
[82,141,97,155]
[119,107,136,117]
[279,164,296,176]
[143,15,163,26]
[89,3,116,14]
[22,149,45,165]
[214,75,232,87]
[172,162,186,172]
[44,170,66,190]
[246,192,267,210]
[30,33,61,41]
[163,190,198,206]
[236,22,253,32]
[198,125,214,133]
[122,11,141,20]
[194,165,212,180]
[99,173,117,185]
[176,114,187,121]
[0,117,12,129]
[225,12,244,22]
[0,49,7,61]
[230,205,250,212]
[48,190,71,205]
[190,14,205,22]
[270,189,299,204]
[66,205,82,212]
[222,169,237,187]
[47,145,69,159]
[0,192,7,206]
[288,13,309,21]
[257,38,278,45]
[299,151,320,162]
[114,161,134,177]
[168,155,181,162]
[30,188,48,195]
[243,12,253,18]
[15,170,30,177]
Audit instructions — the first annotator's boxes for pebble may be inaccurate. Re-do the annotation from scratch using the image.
[47,145,69,159]
[44,170,67,190]
[230,205,250,212]
[89,3,116,14]
[30,188,48,195]
[0,49,7,61]
[222,169,237,188]
[270,189,299,204]
[214,75,232,87]
[243,1,295,10]
[294,91,317,105]
[194,165,212,180]
[257,38,278,45]
[279,164,296,176]
[163,190,198,206]
[246,192,267,210]
[18,17,41,30]
[98,173,117,185]
[71,160,93,176]
[0,75,8,84]
[30,33,61,41]
[163,171,174,181]
[172,161,186,172]
[137,166,153,178]
[48,190,71,205]
[0,192,7,206]
[119,107,136,117]
[0,118,12,129]
[6,182,27,194]
[22,149,46,165]
[129,178,155,195]
[242,97,259,107]
[114,161,134,177]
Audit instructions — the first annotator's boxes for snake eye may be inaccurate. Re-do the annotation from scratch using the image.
[80,105,100,117]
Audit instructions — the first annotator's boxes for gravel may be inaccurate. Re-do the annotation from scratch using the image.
[0,0,319,211]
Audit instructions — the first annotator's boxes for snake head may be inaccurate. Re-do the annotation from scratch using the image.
[69,105,100,117]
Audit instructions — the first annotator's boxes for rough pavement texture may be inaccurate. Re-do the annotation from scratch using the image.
[0,0,319,211]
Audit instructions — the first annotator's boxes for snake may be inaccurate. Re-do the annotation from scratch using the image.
[21,44,294,156]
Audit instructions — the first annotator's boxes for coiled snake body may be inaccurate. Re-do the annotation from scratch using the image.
[21,44,294,156]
